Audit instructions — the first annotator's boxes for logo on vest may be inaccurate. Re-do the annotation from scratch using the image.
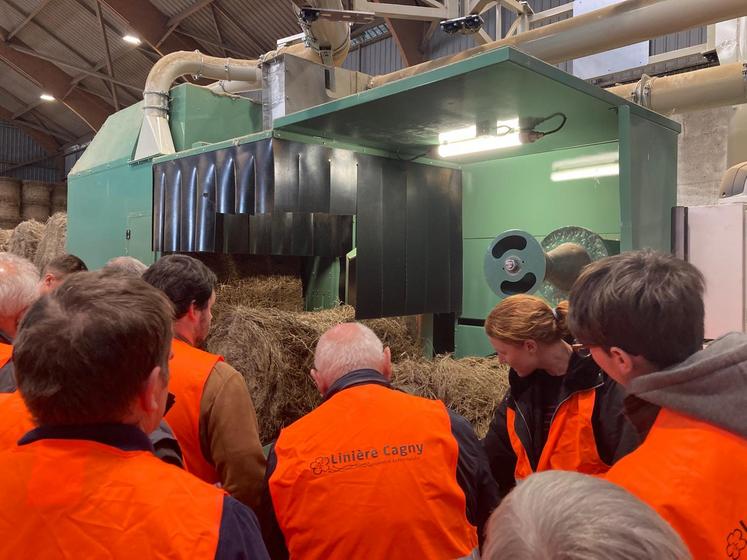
[309,443,425,476]
[727,521,747,559]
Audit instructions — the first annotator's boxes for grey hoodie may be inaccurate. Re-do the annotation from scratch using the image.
[627,332,747,439]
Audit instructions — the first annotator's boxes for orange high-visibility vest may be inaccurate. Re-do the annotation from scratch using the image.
[0,437,223,558]
[507,389,609,479]
[166,338,223,483]
[606,408,747,560]
[0,343,11,369]
[269,383,479,560]
[0,391,32,449]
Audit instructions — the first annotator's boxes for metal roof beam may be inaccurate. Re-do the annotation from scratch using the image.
[157,0,219,48]
[7,43,143,93]
[210,3,227,58]
[0,37,113,131]
[94,0,119,110]
[173,29,256,59]
[5,0,54,40]
[98,0,205,55]
[0,106,61,152]
[372,0,429,66]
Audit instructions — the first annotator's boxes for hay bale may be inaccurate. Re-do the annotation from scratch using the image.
[51,182,67,214]
[215,275,304,313]
[34,213,67,271]
[207,305,322,443]
[0,229,12,252]
[393,355,509,438]
[21,181,51,223]
[207,304,423,443]
[0,177,21,229]
[189,253,302,283]
[7,219,45,262]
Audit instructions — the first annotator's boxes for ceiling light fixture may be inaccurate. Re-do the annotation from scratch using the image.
[39,93,55,101]
[437,114,567,159]
[437,118,521,158]
[123,34,141,45]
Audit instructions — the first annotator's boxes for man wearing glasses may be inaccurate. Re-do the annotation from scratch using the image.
[568,249,747,560]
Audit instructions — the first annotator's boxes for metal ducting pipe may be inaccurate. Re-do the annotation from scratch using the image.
[135,0,350,160]
[606,62,747,114]
[369,0,747,89]
[262,0,350,67]
[291,0,350,66]
[135,52,260,160]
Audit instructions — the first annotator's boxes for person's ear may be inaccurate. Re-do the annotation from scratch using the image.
[310,368,325,396]
[139,366,164,414]
[43,273,55,287]
[381,347,392,380]
[524,339,537,353]
[608,347,636,384]
[186,301,199,322]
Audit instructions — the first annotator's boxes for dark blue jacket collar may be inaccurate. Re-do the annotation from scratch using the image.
[0,331,12,345]
[323,369,391,401]
[19,423,154,453]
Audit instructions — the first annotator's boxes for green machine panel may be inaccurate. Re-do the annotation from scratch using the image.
[68,84,262,269]
[461,142,622,323]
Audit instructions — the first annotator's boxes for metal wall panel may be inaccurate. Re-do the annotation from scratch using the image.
[343,36,405,75]
[153,138,462,319]
[0,123,61,182]
[153,138,354,257]
[355,154,462,319]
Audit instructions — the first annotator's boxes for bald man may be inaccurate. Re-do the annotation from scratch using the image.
[259,322,498,560]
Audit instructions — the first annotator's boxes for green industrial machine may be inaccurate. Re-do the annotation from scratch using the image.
[68,84,262,268]
[67,47,679,356]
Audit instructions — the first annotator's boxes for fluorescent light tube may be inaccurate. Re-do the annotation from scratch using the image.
[438,134,522,157]
[551,163,620,182]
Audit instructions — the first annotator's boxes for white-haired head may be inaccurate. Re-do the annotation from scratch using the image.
[102,256,148,277]
[0,253,40,339]
[483,470,691,560]
[311,322,392,395]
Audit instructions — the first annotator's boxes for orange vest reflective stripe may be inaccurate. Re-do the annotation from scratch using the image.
[0,438,223,558]
[0,342,12,369]
[606,408,747,560]
[166,338,223,483]
[270,384,478,559]
[0,392,33,449]
[507,389,609,480]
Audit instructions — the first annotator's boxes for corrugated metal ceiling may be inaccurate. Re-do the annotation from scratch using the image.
[0,0,305,150]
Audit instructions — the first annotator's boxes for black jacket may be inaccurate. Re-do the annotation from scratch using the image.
[258,369,500,559]
[483,353,640,496]
[0,331,14,393]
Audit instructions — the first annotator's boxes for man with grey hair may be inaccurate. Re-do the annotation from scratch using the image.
[483,470,691,560]
[102,255,148,277]
[0,253,39,392]
[259,322,499,559]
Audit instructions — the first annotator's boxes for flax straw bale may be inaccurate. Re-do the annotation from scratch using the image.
[207,305,322,443]
[0,229,12,252]
[189,253,302,283]
[215,275,305,313]
[7,219,45,262]
[207,300,505,441]
[34,213,67,271]
[207,304,423,443]
[392,355,509,438]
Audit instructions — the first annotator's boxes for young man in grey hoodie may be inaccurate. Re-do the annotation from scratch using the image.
[568,249,747,560]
